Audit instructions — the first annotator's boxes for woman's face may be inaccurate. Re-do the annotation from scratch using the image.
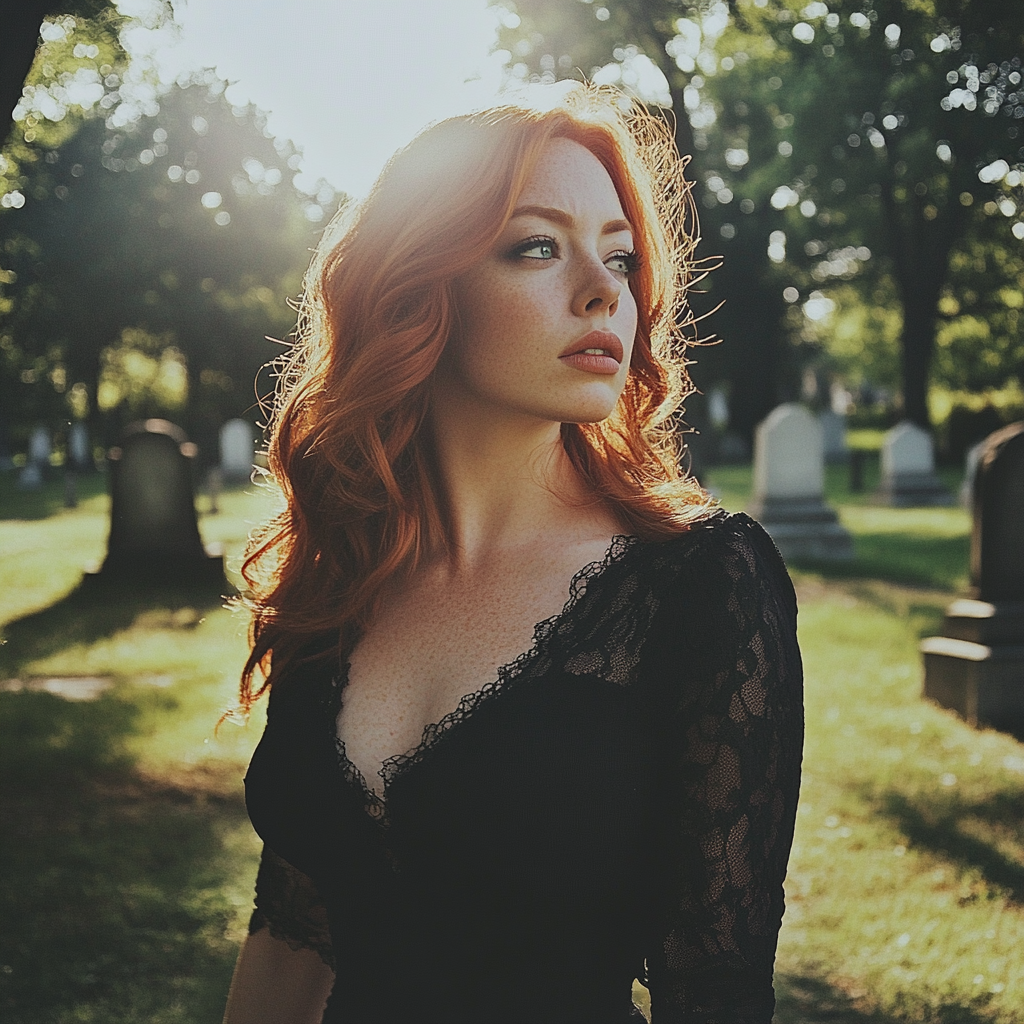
[444,137,639,426]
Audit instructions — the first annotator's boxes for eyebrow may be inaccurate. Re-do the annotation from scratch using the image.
[510,204,632,236]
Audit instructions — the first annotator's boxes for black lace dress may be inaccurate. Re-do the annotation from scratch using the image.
[243,511,803,1023]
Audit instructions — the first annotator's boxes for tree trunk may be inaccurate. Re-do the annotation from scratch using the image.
[897,286,939,429]
[881,181,962,433]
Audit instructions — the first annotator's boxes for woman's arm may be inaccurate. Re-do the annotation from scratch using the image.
[224,845,337,1023]
[647,518,804,1023]
[222,927,335,1024]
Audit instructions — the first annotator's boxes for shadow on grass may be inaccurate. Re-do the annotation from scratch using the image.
[0,471,109,521]
[0,686,252,1024]
[776,971,996,1023]
[776,972,890,1022]
[0,578,232,679]
[872,788,1024,906]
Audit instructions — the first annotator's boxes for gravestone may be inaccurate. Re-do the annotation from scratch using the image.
[220,418,255,481]
[876,421,951,506]
[17,425,51,489]
[819,409,848,464]
[64,422,91,508]
[749,403,853,561]
[708,386,729,432]
[922,422,1024,731]
[959,438,985,509]
[92,419,224,586]
[67,422,91,471]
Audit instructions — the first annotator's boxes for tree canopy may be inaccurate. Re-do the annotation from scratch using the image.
[497,0,1024,433]
[1,7,341,459]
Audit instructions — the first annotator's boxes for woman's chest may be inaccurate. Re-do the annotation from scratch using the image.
[336,548,611,795]
[256,667,664,892]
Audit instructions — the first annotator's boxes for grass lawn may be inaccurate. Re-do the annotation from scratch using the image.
[2,465,1023,1023]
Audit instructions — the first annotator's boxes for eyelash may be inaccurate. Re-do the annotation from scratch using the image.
[510,235,641,277]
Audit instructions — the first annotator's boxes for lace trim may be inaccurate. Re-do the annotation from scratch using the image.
[328,533,641,827]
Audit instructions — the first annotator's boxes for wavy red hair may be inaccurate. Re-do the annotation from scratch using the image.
[239,84,714,708]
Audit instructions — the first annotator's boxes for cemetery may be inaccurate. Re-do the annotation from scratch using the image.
[2,1,1023,1021]
[2,409,1023,1023]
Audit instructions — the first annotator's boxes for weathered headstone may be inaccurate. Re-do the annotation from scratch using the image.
[876,421,951,506]
[819,409,848,464]
[68,422,90,471]
[959,438,985,510]
[29,425,51,465]
[220,418,255,481]
[17,425,51,489]
[64,422,91,508]
[749,403,853,561]
[92,419,224,586]
[708,386,729,432]
[922,422,1024,731]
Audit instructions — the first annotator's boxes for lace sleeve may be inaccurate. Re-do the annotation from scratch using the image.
[647,519,803,1023]
[248,844,336,970]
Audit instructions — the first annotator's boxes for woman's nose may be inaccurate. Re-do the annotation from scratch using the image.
[573,257,621,317]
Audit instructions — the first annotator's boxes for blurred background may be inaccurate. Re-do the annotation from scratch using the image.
[1,0,1021,472]
[1,2,1023,1023]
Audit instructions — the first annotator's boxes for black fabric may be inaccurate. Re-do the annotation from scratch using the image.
[244,511,803,1023]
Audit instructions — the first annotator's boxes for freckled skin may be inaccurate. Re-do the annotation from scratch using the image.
[338,141,640,793]
[446,139,638,426]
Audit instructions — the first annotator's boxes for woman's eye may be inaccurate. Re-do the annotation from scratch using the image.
[606,250,640,277]
[514,237,557,260]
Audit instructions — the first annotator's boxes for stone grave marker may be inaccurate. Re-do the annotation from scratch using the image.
[92,419,224,586]
[922,421,1024,731]
[819,409,848,464]
[64,422,91,508]
[877,421,951,506]
[17,425,51,489]
[68,422,90,470]
[220,418,255,481]
[749,403,853,561]
[959,438,986,509]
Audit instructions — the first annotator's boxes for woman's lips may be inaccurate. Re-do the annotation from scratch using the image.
[559,331,623,376]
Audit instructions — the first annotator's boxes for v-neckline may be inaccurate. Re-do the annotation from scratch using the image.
[328,533,640,828]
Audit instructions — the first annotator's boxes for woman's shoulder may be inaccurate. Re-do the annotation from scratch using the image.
[637,508,787,577]
[628,508,797,625]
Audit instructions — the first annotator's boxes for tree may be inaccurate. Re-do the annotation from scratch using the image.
[496,0,1024,430]
[1,10,341,457]
[719,0,1024,427]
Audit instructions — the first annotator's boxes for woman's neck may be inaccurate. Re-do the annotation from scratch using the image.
[426,382,604,568]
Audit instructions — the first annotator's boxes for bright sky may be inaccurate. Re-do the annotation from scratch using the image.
[123,0,510,197]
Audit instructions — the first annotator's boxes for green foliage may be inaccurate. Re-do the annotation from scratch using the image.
[0,9,342,455]
[495,0,1024,430]
[0,7,131,200]
[96,326,187,417]
[819,279,903,392]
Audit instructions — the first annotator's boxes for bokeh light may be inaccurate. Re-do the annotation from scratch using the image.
[128,0,508,197]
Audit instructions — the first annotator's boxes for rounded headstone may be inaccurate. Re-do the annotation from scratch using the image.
[819,409,848,464]
[959,438,986,509]
[972,422,1024,603]
[219,418,255,481]
[882,421,934,479]
[753,403,824,503]
[28,425,52,466]
[68,422,90,471]
[106,420,206,559]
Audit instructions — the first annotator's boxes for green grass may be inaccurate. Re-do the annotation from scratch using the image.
[705,460,971,592]
[2,466,1023,1022]
[0,472,276,1023]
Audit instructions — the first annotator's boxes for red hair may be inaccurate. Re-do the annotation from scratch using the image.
[239,84,713,708]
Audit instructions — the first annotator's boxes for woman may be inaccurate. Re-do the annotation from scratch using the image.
[224,84,802,1024]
